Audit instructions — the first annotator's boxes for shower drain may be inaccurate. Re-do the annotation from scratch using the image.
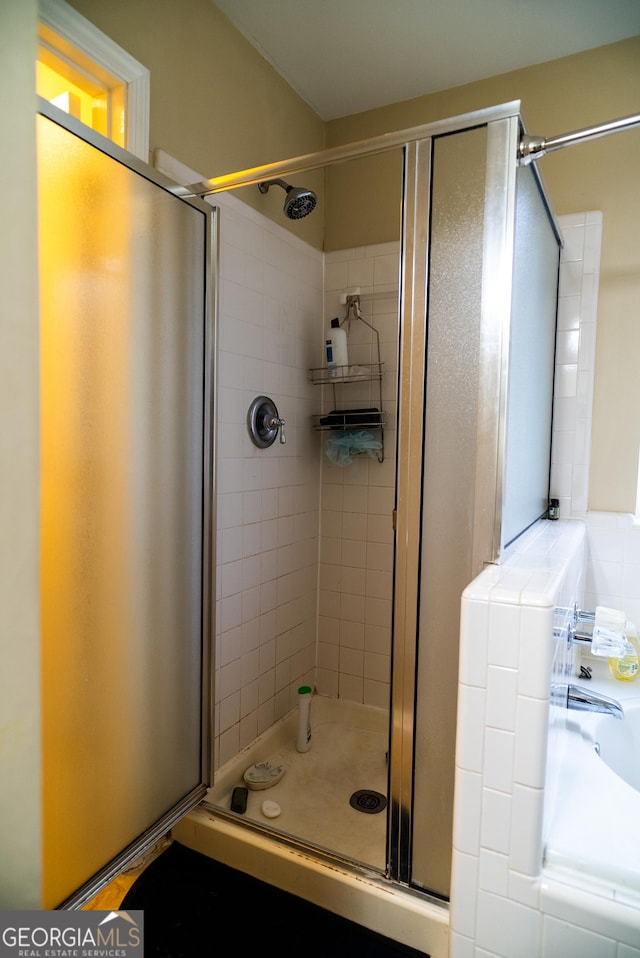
[349,790,387,814]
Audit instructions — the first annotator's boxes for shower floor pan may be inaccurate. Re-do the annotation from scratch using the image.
[174,695,449,956]
[205,694,388,869]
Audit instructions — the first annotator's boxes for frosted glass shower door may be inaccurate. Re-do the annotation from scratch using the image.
[37,105,213,908]
[501,164,560,549]
[410,125,489,900]
[405,115,560,900]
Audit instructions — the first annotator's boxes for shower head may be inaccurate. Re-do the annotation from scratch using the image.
[257,178,317,220]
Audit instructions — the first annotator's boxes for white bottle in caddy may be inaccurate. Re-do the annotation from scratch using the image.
[325,317,348,379]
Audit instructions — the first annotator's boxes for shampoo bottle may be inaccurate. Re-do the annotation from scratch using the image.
[326,317,348,379]
[296,685,313,752]
[608,620,640,682]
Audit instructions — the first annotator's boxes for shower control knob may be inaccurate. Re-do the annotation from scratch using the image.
[247,396,286,448]
[268,417,286,443]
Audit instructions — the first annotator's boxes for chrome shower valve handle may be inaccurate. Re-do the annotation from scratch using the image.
[247,396,286,448]
[268,416,286,443]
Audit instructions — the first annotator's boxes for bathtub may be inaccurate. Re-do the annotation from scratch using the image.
[544,670,640,911]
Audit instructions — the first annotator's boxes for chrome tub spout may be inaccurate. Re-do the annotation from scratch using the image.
[564,684,624,720]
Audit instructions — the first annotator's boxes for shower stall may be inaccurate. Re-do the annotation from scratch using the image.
[180,98,560,906]
[36,96,560,928]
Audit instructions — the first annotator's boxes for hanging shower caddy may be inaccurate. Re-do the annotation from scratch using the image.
[309,294,385,463]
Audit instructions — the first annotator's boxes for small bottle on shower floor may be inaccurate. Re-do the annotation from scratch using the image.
[296,685,313,752]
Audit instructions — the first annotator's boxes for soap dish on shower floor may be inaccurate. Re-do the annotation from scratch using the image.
[243,761,286,790]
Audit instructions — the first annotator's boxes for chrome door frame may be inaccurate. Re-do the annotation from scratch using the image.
[388,136,432,885]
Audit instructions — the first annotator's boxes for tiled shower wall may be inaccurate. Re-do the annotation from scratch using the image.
[157,143,402,768]
[211,189,323,768]
[158,151,403,767]
[317,244,400,709]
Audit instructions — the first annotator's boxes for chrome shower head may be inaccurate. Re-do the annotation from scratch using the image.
[257,178,317,220]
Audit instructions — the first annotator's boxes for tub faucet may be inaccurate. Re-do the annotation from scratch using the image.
[557,683,624,720]
[568,604,627,658]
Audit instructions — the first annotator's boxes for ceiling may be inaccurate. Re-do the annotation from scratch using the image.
[212,0,640,121]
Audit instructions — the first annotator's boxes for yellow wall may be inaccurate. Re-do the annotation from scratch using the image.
[67,0,326,249]
[0,0,42,908]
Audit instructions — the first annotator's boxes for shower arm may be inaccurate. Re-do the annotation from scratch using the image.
[519,111,640,164]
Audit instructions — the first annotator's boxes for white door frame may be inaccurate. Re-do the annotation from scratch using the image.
[38,0,150,161]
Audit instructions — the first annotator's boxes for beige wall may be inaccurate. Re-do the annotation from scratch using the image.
[325,38,640,512]
[0,0,42,908]
[68,0,326,249]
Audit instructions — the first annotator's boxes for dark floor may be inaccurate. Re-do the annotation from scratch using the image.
[121,841,429,958]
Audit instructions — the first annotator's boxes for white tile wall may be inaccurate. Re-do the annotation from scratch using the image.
[212,190,324,767]
[157,152,398,760]
[584,512,640,627]
[317,245,399,709]
[451,519,604,957]
[550,212,602,519]
[215,230,402,753]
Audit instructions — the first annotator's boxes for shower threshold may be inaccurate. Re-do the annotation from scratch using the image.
[174,799,449,957]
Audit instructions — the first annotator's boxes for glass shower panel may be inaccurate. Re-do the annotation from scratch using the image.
[409,121,560,900]
[38,113,208,907]
[410,126,488,899]
[501,165,560,548]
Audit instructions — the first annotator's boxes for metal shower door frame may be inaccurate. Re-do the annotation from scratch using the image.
[388,135,432,885]
[37,96,217,908]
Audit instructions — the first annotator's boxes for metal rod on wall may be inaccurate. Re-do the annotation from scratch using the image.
[519,112,640,164]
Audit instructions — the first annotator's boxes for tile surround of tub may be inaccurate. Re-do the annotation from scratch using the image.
[450,210,640,955]
[450,519,640,957]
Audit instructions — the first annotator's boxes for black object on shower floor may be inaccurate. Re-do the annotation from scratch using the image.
[120,841,430,958]
[349,788,388,813]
